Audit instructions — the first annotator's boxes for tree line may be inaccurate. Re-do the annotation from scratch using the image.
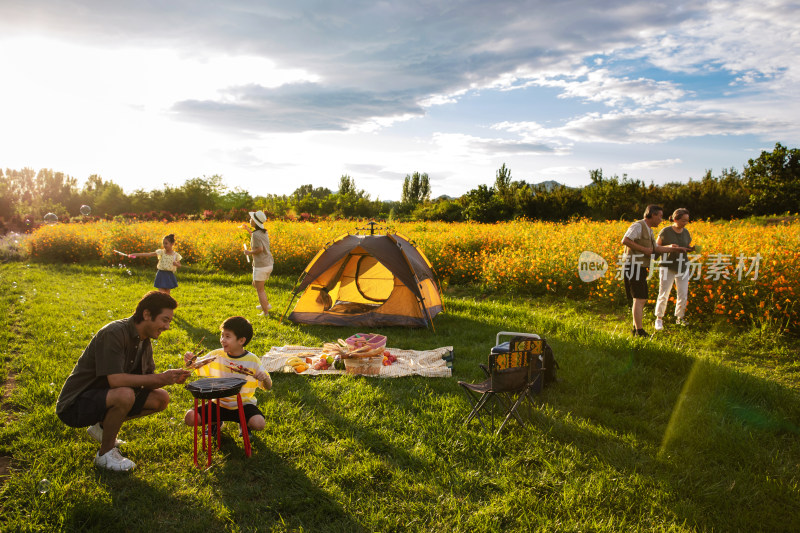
[2,143,797,232]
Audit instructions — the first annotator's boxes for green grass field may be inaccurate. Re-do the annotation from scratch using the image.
[1,262,799,532]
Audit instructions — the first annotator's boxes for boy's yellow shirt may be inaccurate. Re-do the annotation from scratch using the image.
[197,348,267,409]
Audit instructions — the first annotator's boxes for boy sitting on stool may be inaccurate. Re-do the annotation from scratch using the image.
[183,316,272,436]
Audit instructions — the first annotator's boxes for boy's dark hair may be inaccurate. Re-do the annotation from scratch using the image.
[163,233,176,244]
[133,291,178,323]
[644,205,663,219]
[221,316,253,346]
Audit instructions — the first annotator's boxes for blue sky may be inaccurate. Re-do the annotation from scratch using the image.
[1,1,798,201]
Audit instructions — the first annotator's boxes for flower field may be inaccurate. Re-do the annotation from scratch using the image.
[26,218,800,333]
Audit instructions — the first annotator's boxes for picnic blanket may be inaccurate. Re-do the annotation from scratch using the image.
[261,345,453,378]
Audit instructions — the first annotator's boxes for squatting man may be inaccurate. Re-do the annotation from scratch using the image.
[56,291,191,471]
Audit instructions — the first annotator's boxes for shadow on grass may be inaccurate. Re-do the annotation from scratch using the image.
[216,444,368,533]
[364,295,800,531]
[63,475,228,532]
[273,375,436,474]
[527,326,800,530]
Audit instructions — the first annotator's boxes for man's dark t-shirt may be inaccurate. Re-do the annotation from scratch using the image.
[56,317,154,415]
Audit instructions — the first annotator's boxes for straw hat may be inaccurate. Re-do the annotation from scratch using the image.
[249,210,267,229]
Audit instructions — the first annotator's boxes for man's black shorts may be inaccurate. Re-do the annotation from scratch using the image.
[624,263,650,300]
[57,387,151,428]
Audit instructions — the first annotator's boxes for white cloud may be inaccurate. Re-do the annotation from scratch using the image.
[431,132,562,158]
[622,158,682,170]
[539,165,589,176]
[493,106,784,145]
[530,69,687,108]
[625,0,800,87]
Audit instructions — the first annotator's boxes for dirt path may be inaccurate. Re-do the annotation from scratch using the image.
[0,372,17,483]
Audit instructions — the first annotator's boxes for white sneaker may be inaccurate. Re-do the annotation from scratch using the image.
[256,304,272,311]
[256,304,262,310]
[87,423,126,447]
[94,448,136,472]
[654,318,664,331]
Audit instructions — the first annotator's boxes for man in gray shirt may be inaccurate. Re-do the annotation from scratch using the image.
[56,291,190,471]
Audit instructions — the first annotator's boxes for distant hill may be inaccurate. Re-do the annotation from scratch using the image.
[533,180,565,191]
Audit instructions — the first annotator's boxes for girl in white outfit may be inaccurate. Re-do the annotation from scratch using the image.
[244,210,274,316]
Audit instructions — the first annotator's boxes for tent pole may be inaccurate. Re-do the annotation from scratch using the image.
[279,292,298,324]
[280,273,305,324]
[423,298,436,333]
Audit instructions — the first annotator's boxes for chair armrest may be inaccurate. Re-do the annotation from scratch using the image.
[496,331,540,346]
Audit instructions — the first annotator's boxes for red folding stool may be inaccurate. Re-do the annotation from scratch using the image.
[185,377,252,467]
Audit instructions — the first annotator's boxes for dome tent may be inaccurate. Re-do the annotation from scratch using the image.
[282,225,443,329]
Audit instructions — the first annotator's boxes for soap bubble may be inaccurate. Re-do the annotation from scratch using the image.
[107,310,113,318]
[11,282,16,288]
[80,204,92,216]
[37,479,50,494]
[43,213,59,224]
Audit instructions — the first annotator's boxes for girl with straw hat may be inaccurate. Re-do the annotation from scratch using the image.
[244,210,274,316]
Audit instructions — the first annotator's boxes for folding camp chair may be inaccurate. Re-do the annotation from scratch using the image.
[458,332,545,435]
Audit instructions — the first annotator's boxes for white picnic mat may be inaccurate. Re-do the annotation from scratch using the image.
[261,345,453,378]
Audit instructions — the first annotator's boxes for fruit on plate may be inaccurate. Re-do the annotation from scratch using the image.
[285,356,309,373]
[313,358,330,371]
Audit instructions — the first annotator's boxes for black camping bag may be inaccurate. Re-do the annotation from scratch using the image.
[542,341,559,386]
[490,337,559,390]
